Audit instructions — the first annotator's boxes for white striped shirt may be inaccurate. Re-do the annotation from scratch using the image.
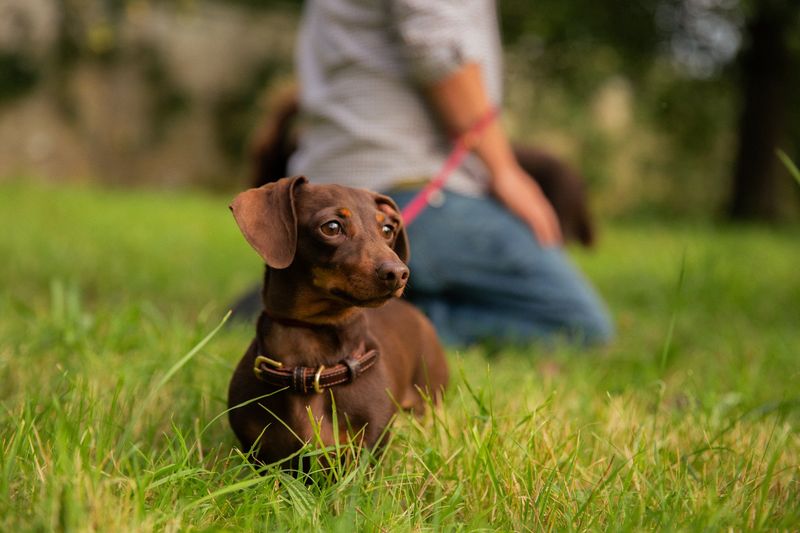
[288,0,503,196]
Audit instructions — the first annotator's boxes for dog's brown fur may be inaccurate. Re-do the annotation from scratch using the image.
[228,176,448,466]
[511,145,595,246]
[250,87,596,246]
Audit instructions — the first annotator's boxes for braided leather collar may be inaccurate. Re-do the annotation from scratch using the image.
[252,349,379,394]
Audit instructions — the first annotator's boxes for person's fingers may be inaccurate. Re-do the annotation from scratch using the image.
[544,203,563,245]
[534,216,558,247]
[490,165,563,246]
[528,199,562,247]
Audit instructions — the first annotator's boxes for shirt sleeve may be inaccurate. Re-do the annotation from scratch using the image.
[388,0,478,85]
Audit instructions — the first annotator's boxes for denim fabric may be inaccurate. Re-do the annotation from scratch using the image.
[389,189,614,347]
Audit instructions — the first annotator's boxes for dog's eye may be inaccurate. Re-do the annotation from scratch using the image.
[320,220,343,237]
[381,224,395,239]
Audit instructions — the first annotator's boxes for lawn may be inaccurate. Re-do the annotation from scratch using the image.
[1,180,798,531]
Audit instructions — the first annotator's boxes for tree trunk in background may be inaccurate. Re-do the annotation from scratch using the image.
[728,1,793,220]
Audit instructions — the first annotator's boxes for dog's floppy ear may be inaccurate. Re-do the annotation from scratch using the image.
[230,175,308,269]
[374,193,410,262]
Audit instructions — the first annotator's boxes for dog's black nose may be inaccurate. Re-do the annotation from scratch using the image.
[377,261,409,290]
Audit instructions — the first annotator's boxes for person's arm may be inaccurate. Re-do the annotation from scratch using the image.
[425,63,562,246]
[388,1,561,244]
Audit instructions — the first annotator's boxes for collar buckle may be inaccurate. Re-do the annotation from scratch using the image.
[313,365,326,394]
[253,354,283,378]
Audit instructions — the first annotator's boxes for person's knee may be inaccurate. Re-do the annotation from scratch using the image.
[570,306,614,346]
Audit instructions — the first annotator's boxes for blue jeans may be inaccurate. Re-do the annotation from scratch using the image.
[389,189,614,347]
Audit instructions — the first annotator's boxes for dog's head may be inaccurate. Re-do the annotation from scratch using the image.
[230,175,410,307]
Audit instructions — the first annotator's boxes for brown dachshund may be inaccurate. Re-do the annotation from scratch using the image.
[227,176,448,467]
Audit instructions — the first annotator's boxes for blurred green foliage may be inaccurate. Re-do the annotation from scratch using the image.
[0,52,39,104]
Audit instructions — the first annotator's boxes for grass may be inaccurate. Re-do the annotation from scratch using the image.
[1,180,799,531]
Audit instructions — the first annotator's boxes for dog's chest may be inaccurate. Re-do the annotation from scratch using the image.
[279,385,384,447]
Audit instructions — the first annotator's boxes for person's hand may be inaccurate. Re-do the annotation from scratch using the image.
[423,63,561,246]
[490,164,563,247]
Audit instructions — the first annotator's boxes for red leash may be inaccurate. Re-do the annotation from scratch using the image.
[400,107,499,225]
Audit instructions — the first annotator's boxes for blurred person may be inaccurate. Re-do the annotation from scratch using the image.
[281,0,613,346]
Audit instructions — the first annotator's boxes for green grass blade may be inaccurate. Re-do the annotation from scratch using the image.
[776,149,800,186]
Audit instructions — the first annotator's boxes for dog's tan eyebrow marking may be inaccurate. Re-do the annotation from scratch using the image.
[337,208,352,218]
[376,213,386,223]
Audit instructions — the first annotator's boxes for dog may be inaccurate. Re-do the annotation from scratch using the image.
[227,175,449,467]
[511,145,595,247]
[250,87,596,247]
